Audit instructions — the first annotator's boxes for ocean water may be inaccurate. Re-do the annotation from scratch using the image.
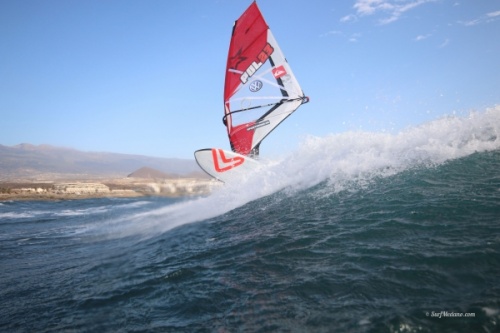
[1,107,500,332]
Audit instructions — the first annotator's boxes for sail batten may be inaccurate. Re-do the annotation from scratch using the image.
[224,1,308,156]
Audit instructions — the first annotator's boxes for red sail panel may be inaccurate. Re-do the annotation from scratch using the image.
[224,2,268,102]
[224,1,268,155]
[228,122,257,156]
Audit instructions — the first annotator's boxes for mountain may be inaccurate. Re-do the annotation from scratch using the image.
[0,143,203,180]
[127,166,177,179]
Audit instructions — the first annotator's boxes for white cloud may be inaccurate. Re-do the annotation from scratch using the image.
[415,34,431,41]
[459,9,500,26]
[439,38,450,48]
[340,14,357,23]
[487,10,500,18]
[354,0,394,16]
[348,0,436,25]
[461,19,480,26]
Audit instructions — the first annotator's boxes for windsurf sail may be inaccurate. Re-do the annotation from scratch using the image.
[223,1,309,156]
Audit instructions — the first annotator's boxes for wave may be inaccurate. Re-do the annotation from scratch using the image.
[0,212,38,219]
[264,105,500,191]
[54,206,110,217]
[219,105,500,206]
[91,106,500,239]
[0,206,110,220]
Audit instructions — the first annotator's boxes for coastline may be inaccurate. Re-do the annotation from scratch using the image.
[0,177,221,201]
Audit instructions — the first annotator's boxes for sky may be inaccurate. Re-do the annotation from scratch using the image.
[1,0,499,159]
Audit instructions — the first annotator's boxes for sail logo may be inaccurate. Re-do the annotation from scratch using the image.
[240,43,274,84]
[272,65,287,79]
[249,80,263,92]
[211,149,244,172]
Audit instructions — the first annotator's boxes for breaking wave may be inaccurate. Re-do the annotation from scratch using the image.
[88,105,500,239]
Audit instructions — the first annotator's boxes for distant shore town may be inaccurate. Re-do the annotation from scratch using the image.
[0,177,221,201]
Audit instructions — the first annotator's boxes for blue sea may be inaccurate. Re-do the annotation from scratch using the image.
[1,108,500,332]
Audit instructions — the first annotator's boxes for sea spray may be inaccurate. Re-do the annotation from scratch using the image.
[282,106,500,193]
[89,106,500,239]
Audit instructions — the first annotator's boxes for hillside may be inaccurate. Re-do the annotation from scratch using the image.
[127,166,177,179]
[0,143,203,180]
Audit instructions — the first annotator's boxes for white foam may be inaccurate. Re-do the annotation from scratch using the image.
[223,105,500,198]
[483,307,500,317]
[115,200,151,209]
[0,212,36,219]
[53,206,109,217]
[92,106,500,239]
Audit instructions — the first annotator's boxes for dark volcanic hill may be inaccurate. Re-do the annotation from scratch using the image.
[0,143,202,180]
[127,166,177,179]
